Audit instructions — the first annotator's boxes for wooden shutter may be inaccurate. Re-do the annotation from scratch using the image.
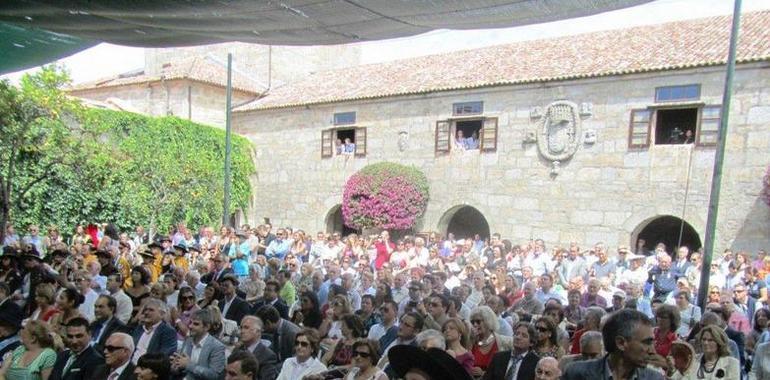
[321,129,333,158]
[697,106,721,146]
[435,120,450,155]
[480,117,498,152]
[354,127,367,157]
[628,109,652,148]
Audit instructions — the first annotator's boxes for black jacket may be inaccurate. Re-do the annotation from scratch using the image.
[50,346,105,380]
[482,350,539,380]
[90,317,128,354]
[219,295,251,324]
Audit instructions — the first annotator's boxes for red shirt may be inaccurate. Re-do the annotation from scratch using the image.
[471,340,498,370]
[654,327,677,356]
[374,241,395,269]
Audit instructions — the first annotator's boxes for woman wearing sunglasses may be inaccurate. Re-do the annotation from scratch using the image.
[343,339,387,380]
[276,329,327,380]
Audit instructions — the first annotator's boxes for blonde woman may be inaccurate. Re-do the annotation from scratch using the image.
[0,320,57,380]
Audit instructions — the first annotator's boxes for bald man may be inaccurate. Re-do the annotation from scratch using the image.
[535,357,561,380]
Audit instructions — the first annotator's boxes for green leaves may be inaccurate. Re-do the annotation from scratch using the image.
[1,65,255,236]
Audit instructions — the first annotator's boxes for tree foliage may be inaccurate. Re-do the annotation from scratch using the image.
[1,65,255,238]
[342,162,429,230]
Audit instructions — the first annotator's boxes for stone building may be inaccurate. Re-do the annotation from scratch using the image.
[70,43,363,128]
[232,11,770,253]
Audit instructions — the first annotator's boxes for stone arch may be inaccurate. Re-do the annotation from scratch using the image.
[437,205,491,240]
[324,204,360,237]
[631,215,702,254]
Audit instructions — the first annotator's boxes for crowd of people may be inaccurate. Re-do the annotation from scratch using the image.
[0,221,768,380]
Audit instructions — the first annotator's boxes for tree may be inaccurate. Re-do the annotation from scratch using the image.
[0,65,85,242]
[342,162,429,231]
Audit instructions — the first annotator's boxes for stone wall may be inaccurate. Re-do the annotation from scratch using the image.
[145,43,362,88]
[233,63,770,252]
[71,80,256,128]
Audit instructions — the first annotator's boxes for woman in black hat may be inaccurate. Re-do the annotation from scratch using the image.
[388,345,472,380]
[0,246,22,294]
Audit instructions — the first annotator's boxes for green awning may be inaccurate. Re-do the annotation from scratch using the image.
[0,22,95,74]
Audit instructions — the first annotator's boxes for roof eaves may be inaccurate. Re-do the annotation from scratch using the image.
[69,76,260,95]
[234,56,770,112]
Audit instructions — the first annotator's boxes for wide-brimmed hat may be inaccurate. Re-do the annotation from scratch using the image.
[138,249,156,260]
[173,244,188,254]
[21,246,43,262]
[147,241,163,250]
[1,246,19,258]
[189,244,201,253]
[388,346,471,380]
[158,236,172,243]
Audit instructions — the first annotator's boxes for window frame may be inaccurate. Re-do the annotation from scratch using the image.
[435,116,498,156]
[320,126,367,158]
[628,108,652,149]
[333,111,356,126]
[452,101,484,116]
[654,84,701,103]
[627,103,720,149]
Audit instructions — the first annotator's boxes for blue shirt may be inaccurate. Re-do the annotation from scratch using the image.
[265,239,291,260]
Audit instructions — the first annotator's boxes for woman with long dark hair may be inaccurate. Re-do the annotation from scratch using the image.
[292,290,323,329]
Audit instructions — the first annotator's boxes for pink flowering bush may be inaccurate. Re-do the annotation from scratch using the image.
[762,165,770,207]
[342,162,429,230]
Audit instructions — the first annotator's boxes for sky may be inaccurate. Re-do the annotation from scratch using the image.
[2,0,768,85]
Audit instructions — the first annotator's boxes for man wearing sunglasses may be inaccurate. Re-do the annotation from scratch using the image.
[95,332,135,380]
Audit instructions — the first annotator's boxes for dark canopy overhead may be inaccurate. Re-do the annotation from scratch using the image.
[0,0,652,74]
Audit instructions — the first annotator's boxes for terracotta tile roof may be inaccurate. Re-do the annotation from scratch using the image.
[235,11,770,111]
[69,56,263,95]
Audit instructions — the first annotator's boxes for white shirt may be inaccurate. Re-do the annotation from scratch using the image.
[367,321,396,341]
[190,334,210,365]
[132,321,162,364]
[112,290,133,324]
[79,288,98,321]
[221,295,236,317]
[108,360,131,380]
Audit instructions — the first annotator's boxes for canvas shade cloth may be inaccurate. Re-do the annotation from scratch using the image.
[0,0,651,74]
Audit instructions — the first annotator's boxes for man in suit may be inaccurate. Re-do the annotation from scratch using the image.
[91,294,128,353]
[94,332,136,380]
[562,309,663,380]
[201,254,233,284]
[50,317,105,380]
[250,279,289,319]
[483,322,539,380]
[131,298,177,364]
[171,308,226,380]
[219,275,251,324]
[256,305,301,363]
[236,315,279,380]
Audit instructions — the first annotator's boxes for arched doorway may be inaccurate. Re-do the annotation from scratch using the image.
[325,205,360,237]
[633,215,702,254]
[438,205,490,240]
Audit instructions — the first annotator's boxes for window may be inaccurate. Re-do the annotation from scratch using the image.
[655,84,700,103]
[321,127,367,158]
[333,111,356,125]
[627,105,720,149]
[697,106,721,146]
[453,101,483,116]
[435,117,497,155]
[654,108,697,145]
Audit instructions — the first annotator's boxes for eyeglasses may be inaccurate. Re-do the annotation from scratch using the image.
[352,351,371,358]
[470,319,483,325]
[400,321,416,329]
[181,295,195,300]
[104,345,127,352]
[294,340,310,347]
[536,326,549,332]
[734,289,746,293]
[430,302,441,307]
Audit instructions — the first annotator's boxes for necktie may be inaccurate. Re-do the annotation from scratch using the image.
[63,353,76,374]
[504,354,524,380]
[92,323,104,343]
